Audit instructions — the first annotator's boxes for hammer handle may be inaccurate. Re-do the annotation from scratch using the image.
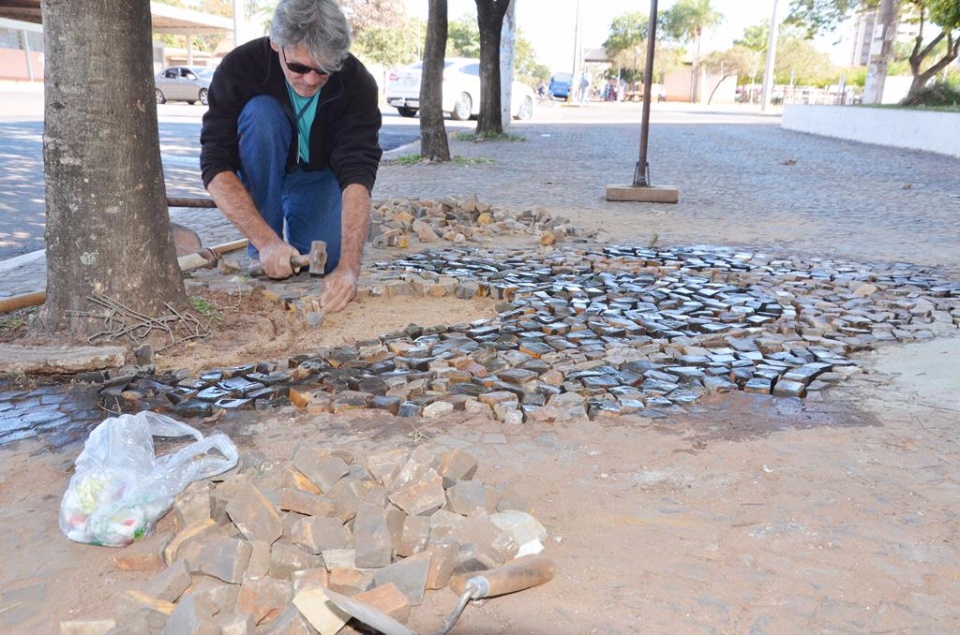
[248,253,311,277]
[448,555,555,598]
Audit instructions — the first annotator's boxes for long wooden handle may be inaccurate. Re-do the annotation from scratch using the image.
[448,555,555,598]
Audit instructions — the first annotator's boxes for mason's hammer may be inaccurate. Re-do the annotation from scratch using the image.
[248,240,327,278]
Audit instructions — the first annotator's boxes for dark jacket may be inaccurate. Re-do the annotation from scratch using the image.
[200,37,382,192]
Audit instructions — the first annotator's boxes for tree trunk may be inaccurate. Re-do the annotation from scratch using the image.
[907,31,959,100]
[38,0,186,338]
[475,0,510,135]
[420,0,450,161]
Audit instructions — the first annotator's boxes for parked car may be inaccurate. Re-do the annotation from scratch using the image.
[548,72,573,100]
[155,66,214,105]
[385,58,535,121]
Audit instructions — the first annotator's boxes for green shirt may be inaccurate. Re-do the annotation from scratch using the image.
[285,84,319,163]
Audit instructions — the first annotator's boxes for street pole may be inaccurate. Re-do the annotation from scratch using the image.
[233,0,242,49]
[862,0,898,104]
[760,0,779,112]
[634,0,659,187]
[605,0,678,203]
[571,0,581,78]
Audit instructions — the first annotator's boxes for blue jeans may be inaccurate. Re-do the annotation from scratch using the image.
[237,95,341,273]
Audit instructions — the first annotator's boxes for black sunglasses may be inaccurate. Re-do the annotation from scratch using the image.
[281,47,330,77]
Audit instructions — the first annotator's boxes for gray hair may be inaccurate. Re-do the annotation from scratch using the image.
[269,0,352,72]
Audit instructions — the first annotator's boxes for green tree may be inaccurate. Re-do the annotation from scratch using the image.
[514,29,548,85]
[448,13,482,58]
[734,22,770,52]
[702,44,763,96]
[775,35,837,85]
[603,12,649,80]
[354,15,424,67]
[787,0,960,100]
[661,0,723,100]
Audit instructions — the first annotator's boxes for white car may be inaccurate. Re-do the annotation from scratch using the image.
[385,57,534,121]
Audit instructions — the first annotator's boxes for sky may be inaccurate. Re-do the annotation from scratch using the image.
[403,0,850,73]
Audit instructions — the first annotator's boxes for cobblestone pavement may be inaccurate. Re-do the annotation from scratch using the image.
[3,103,960,634]
[3,102,959,298]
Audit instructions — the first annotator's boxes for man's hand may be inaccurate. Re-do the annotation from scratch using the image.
[259,241,303,279]
[321,266,359,312]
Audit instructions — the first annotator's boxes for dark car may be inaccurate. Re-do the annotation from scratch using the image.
[155,66,214,105]
[548,72,573,101]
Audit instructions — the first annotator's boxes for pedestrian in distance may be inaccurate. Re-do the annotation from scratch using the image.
[200,0,382,312]
[578,72,590,106]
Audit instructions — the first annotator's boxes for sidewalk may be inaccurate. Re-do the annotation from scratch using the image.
[3,102,960,634]
[4,101,960,300]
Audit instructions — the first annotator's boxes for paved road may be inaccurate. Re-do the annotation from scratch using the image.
[0,91,424,261]
[3,93,960,297]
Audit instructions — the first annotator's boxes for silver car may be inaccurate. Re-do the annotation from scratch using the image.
[155,66,214,105]
[385,58,535,121]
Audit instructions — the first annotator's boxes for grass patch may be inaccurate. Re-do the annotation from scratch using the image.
[385,153,493,166]
[388,154,424,166]
[0,307,36,332]
[189,295,223,322]
[452,130,525,143]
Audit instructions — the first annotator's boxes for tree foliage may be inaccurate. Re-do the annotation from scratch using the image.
[701,45,764,84]
[448,13,482,58]
[787,0,960,98]
[661,0,724,43]
[661,0,723,99]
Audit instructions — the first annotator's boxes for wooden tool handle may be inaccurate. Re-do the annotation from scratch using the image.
[248,253,311,277]
[449,555,555,599]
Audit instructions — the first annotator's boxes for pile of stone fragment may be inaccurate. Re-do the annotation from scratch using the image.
[107,244,960,423]
[61,444,546,634]
[366,195,586,249]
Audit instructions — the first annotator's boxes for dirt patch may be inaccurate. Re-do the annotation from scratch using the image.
[2,240,960,633]
[0,286,499,378]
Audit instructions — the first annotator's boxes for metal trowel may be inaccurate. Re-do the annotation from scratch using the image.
[323,555,555,635]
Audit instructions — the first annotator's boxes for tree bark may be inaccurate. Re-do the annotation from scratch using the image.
[38,0,186,336]
[420,0,450,161]
[475,0,511,135]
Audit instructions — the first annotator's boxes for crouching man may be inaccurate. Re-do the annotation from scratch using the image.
[200,0,382,312]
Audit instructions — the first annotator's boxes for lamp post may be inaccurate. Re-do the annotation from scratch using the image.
[634,0,659,187]
[605,0,678,203]
[760,0,779,111]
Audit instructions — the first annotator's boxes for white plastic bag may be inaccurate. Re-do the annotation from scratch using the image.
[59,411,239,547]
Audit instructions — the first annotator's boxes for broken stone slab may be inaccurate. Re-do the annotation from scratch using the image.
[292,586,351,635]
[389,471,446,517]
[139,560,192,604]
[188,534,253,584]
[224,477,283,544]
[159,592,219,635]
[236,577,291,625]
[372,552,431,606]
[59,620,118,635]
[114,589,175,634]
[353,502,394,568]
[354,582,411,624]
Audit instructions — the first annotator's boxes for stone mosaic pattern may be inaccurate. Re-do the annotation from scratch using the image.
[97,244,960,425]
